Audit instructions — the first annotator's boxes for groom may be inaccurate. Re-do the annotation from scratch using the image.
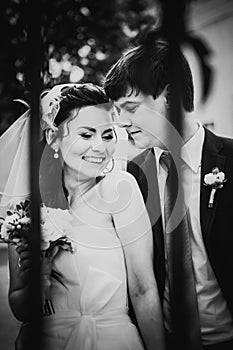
[103,38,233,350]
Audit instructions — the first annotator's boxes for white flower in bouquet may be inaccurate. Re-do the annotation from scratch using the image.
[0,214,21,239]
[40,204,74,251]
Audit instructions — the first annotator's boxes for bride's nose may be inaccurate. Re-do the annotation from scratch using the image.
[91,136,105,152]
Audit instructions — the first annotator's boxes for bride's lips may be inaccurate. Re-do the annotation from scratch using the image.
[82,156,106,164]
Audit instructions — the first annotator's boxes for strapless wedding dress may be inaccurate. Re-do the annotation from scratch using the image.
[42,225,144,350]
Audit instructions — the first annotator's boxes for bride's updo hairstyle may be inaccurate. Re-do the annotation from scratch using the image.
[39,83,112,209]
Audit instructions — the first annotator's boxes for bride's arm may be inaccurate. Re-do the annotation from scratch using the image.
[8,243,31,321]
[102,171,165,350]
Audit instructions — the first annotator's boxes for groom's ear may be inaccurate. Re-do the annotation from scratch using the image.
[45,128,59,149]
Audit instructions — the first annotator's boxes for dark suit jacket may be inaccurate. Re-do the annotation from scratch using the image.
[127,128,233,318]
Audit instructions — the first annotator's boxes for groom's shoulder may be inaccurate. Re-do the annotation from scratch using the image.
[204,127,233,154]
[221,135,233,152]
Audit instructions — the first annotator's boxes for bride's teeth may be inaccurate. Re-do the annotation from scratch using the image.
[84,157,104,164]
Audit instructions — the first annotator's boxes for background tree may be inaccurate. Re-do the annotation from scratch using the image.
[0,0,160,135]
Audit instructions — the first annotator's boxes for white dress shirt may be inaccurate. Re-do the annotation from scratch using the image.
[154,122,233,345]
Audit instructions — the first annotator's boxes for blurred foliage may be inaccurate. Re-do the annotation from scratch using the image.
[0,0,161,134]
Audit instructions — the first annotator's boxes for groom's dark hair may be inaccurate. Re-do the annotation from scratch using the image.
[103,36,194,112]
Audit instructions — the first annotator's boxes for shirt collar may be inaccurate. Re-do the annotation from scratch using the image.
[153,147,164,174]
[154,121,205,174]
[181,121,205,173]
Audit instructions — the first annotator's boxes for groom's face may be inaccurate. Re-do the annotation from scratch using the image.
[114,89,170,150]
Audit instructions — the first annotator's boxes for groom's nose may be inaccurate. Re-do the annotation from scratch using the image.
[117,110,132,128]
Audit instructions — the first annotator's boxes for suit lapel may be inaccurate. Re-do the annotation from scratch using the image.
[200,128,226,241]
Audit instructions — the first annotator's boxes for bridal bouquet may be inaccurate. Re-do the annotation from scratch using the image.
[0,200,31,244]
[0,200,75,315]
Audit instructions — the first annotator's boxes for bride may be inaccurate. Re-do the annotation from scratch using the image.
[4,83,165,350]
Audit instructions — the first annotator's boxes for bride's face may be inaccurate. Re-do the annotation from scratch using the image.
[58,105,116,180]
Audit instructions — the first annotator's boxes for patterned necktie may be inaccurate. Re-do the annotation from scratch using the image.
[160,152,202,350]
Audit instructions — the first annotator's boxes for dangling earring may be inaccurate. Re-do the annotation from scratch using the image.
[103,158,115,174]
[54,148,59,159]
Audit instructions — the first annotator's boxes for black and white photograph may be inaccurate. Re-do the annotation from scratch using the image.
[1,1,233,349]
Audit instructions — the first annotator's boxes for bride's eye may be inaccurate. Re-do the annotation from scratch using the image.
[80,133,92,139]
[102,133,114,141]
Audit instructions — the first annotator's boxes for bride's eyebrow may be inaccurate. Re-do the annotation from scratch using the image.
[77,126,96,132]
[102,128,114,134]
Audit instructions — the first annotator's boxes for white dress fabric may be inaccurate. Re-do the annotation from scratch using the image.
[42,225,144,350]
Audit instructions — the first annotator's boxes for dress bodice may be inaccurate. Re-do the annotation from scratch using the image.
[51,225,128,314]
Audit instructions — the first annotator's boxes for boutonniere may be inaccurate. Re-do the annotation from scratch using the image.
[204,167,227,208]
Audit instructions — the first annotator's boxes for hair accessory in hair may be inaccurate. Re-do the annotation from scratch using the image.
[40,83,79,133]
[40,97,60,133]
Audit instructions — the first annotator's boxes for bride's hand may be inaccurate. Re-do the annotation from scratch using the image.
[41,245,59,275]
[16,243,31,284]
[40,246,59,316]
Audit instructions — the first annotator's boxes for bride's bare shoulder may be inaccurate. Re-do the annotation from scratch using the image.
[100,170,139,202]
